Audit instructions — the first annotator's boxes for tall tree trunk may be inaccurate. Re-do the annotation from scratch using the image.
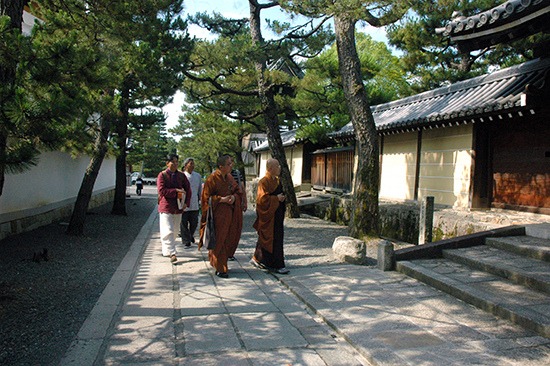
[0,0,27,196]
[111,86,130,215]
[249,0,299,218]
[0,132,7,197]
[67,113,111,235]
[236,132,247,184]
[334,14,380,238]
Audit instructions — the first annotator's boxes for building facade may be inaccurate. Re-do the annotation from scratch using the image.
[331,57,550,213]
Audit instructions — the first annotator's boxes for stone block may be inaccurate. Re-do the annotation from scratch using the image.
[332,236,366,265]
[377,240,394,271]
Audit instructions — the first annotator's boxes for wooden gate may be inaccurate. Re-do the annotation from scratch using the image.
[311,147,354,192]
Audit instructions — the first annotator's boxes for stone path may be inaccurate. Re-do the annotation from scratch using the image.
[60,204,550,365]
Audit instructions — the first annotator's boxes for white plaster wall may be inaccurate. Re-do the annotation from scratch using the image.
[418,124,473,208]
[259,152,270,177]
[379,131,418,200]
[0,151,115,217]
[378,124,474,208]
[258,146,303,186]
[286,145,304,185]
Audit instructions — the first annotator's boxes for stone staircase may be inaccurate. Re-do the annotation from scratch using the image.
[396,224,550,337]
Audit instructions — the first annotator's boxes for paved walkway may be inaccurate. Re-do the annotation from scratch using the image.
[60,204,550,366]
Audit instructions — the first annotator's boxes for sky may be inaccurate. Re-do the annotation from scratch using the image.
[162,0,392,134]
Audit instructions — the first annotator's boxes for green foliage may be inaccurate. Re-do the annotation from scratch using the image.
[0,6,113,176]
[294,33,412,143]
[170,106,254,178]
[127,118,175,177]
[278,0,410,26]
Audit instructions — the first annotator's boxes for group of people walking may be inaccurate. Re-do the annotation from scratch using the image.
[156,153,288,278]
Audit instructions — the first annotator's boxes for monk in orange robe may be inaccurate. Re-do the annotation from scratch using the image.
[250,158,289,274]
[198,155,243,278]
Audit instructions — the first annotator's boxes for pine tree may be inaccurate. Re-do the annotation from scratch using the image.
[183,4,334,218]
[106,0,193,216]
[279,0,409,238]
[295,33,412,144]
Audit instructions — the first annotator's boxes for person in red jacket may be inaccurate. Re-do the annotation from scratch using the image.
[157,153,191,264]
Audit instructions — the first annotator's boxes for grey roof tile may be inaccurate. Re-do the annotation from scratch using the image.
[331,57,550,138]
[253,129,298,152]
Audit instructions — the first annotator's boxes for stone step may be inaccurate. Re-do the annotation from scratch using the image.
[486,235,550,263]
[443,245,550,295]
[396,258,550,338]
[526,223,550,240]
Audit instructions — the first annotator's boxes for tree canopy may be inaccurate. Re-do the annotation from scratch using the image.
[0,1,115,195]
[181,4,334,217]
[171,106,254,178]
[295,32,412,144]
[2,0,193,233]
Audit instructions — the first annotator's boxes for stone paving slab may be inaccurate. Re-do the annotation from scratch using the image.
[62,206,550,366]
[445,245,550,294]
[487,235,550,260]
[277,265,550,366]
[62,211,372,366]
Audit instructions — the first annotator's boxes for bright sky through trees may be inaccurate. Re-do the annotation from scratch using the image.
[162,0,391,133]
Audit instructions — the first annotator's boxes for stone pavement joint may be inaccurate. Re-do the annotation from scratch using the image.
[60,203,550,366]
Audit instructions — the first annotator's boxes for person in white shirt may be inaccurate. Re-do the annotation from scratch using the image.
[180,158,203,247]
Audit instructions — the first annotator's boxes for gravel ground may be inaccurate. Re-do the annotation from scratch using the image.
[238,209,381,268]
[0,193,157,366]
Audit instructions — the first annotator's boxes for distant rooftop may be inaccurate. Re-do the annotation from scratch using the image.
[253,130,298,152]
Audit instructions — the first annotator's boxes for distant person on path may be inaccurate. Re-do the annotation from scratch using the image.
[135,175,144,196]
[198,155,243,278]
[224,154,247,261]
[180,158,202,248]
[157,153,191,264]
[250,158,289,274]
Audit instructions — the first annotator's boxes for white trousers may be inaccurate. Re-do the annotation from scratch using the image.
[159,212,182,257]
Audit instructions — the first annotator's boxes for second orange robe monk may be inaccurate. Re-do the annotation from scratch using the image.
[198,156,243,278]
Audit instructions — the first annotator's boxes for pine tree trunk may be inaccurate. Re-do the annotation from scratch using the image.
[66,113,111,235]
[0,0,27,197]
[334,14,380,238]
[249,1,299,218]
[111,87,130,216]
[0,133,7,197]
[236,133,247,185]
[111,152,128,215]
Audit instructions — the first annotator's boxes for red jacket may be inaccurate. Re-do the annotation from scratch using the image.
[157,169,191,214]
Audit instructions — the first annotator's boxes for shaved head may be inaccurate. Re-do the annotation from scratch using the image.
[266,158,281,177]
[266,158,278,169]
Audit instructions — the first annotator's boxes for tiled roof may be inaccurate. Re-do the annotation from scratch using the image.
[439,0,550,37]
[330,57,550,138]
[253,129,298,152]
[436,0,550,53]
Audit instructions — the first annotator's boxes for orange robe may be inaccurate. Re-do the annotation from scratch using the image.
[253,172,286,269]
[199,170,243,273]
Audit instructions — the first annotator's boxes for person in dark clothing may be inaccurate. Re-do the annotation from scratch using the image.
[250,158,289,274]
[135,175,144,196]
